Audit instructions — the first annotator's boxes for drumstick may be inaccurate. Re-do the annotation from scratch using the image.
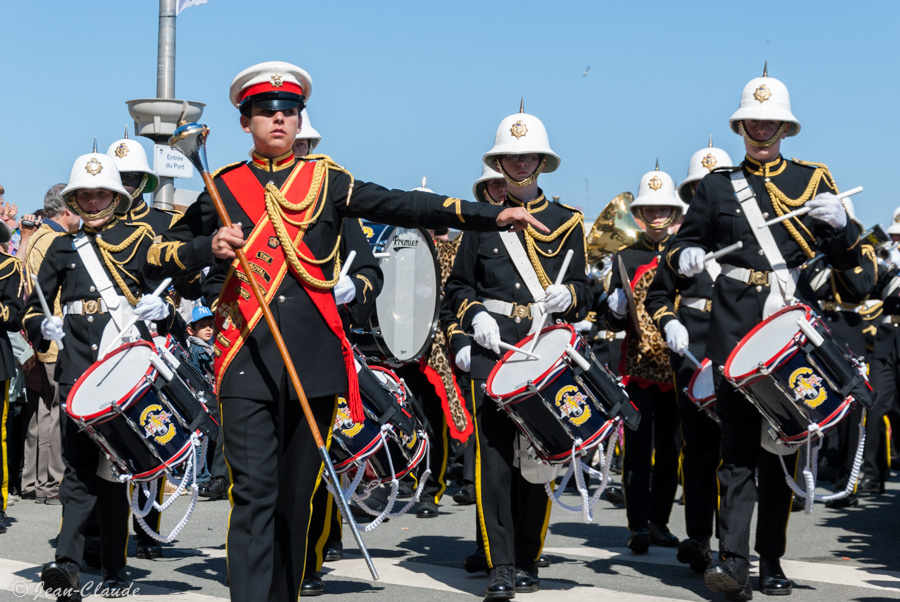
[31,273,63,351]
[99,278,172,358]
[705,241,742,263]
[682,348,702,369]
[498,340,540,360]
[339,250,356,279]
[757,186,863,229]
[527,249,575,354]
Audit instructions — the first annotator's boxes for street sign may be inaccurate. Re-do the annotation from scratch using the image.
[154,144,194,179]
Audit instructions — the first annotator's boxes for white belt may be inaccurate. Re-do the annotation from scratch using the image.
[64,299,109,315]
[596,330,626,341]
[680,296,711,312]
[720,263,800,288]
[482,298,538,321]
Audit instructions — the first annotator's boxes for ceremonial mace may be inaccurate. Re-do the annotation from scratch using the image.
[169,123,379,581]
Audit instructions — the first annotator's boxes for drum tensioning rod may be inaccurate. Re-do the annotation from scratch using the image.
[757,186,863,229]
[31,273,64,350]
[170,122,379,581]
[527,249,575,354]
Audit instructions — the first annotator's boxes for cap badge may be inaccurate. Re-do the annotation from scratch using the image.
[701,153,717,171]
[270,73,284,87]
[85,158,103,176]
[648,175,663,191]
[509,120,528,140]
[753,84,772,103]
[894,214,900,225]
[114,143,130,158]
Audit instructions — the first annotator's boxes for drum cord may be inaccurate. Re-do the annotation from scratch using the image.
[543,427,618,523]
[777,414,866,515]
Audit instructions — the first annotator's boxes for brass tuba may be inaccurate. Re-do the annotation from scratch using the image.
[586,192,642,266]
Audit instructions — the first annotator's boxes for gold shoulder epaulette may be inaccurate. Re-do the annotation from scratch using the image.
[554,201,583,215]
[306,154,355,180]
[790,158,837,190]
[211,161,245,179]
[0,255,21,280]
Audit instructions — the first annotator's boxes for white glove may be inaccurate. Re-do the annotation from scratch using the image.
[41,316,65,343]
[471,312,501,354]
[807,192,848,230]
[607,289,627,318]
[333,274,356,305]
[573,319,593,333]
[678,247,706,277]
[455,346,471,372]
[663,320,690,355]
[134,295,169,321]
[542,284,573,314]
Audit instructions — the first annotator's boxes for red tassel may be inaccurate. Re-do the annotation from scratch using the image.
[343,340,364,423]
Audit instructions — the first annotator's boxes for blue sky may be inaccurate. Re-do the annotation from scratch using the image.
[2,1,897,229]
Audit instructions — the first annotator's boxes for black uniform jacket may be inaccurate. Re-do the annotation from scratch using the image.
[123,201,181,234]
[340,217,383,327]
[0,254,23,382]
[144,152,509,401]
[667,155,868,365]
[24,219,160,386]
[443,193,591,381]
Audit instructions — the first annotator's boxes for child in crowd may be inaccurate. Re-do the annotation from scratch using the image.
[186,305,214,380]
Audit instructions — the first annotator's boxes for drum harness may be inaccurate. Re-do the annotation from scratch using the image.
[72,232,207,542]
[722,173,866,513]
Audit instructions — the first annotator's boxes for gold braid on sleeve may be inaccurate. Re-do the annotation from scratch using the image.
[763,161,837,259]
[524,214,584,287]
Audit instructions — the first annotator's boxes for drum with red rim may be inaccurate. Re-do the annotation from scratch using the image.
[687,359,719,424]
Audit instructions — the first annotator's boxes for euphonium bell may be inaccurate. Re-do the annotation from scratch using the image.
[586,192,642,266]
[169,122,211,174]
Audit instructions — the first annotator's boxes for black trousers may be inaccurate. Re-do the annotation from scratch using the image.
[1,381,8,511]
[395,365,448,504]
[622,383,680,532]
[865,355,895,484]
[56,384,130,575]
[306,479,340,574]
[673,367,721,542]
[220,389,337,602]
[472,379,551,568]
[713,370,797,573]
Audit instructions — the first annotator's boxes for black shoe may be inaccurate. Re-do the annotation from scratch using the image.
[484,564,516,600]
[648,523,679,547]
[21,490,37,500]
[300,573,325,597]
[324,544,343,562]
[465,550,489,574]
[416,500,439,518]
[453,483,476,505]
[825,493,858,509]
[0,511,7,534]
[758,557,793,596]
[41,560,81,599]
[604,485,625,505]
[83,535,102,569]
[395,480,415,499]
[534,554,550,568]
[100,569,129,598]
[627,529,650,554]
[514,563,540,593]
[857,477,885,496]
[705,561,752,601]
[134,537,163,559]
[677,538,712,573]
[198,476,228,500]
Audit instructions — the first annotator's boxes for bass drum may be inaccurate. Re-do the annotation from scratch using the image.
[350,223,440,363]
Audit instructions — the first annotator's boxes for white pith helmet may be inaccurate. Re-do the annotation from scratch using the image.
[411,177,434,194]
[888,207,900,235]
[483,99,560,174]
[729,62,801,137]
[472,163,506,204]
[631,161,685,223]
[106,129,159,194]
[295,109,321,152]
[61,151,130,207]
[678,136,735,202]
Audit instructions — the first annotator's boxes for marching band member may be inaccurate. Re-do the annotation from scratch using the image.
[668,67,870,600]
[0,221,21,535]
[29,151,171,600]
[606,164,683,555]
[645,142,734,571]
[143,61,545,602]
[443,106,590,599]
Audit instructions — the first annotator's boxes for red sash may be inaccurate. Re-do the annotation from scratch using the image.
[213,161,363,421]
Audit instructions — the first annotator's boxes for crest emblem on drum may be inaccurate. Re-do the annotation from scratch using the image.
[753,84,772,103]
[334,397,363,438]
[509,120,528,139]
[554,385,591,426]
[139,404,176,445]
[788,367,826,408]
[701,153,717,171]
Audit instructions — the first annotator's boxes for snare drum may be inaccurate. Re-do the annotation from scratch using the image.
[686,359,719,424]
[724,304,870,450]
[330,364,428,485]
[485,324,623,465]
[350,223,440,363]
[67,341,207,482]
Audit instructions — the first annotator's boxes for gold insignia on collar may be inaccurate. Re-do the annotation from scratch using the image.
[85,158,103,176]
[701,153,717,171]
[510,120,528,140]
[114,143,129,158]
[753,84,772,103]
[270,73,284,87]
[648,175,663,191]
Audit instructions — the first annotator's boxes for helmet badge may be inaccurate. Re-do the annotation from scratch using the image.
[701,153,717,171]
[85,158,103,176]
[114,143,129,158]
[509,120,528,140]
[753,84,772,103]
[648,175,663,191]
[270,73,284,87]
